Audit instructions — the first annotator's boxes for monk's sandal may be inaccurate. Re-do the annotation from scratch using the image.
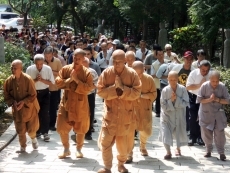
[58,149,71,159]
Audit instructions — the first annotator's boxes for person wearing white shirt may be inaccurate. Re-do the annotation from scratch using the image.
[151,48,167,117]
[136,40,151,61]
[192,49,206,69]
[186,60,211,146]
[96,42,109,72]
[26,54,55,141]
[82,57,98,140]
[164,44,180,64]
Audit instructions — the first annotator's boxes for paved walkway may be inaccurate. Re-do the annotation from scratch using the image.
[0,96,230,173]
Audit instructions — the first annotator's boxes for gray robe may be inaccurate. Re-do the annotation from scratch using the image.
[196,81,230,131]
[159,84,189,147]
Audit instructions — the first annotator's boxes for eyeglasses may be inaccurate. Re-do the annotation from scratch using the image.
[166,49,172,51]
[86,53,91,55]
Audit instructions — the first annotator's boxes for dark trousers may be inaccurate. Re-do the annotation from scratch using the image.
[49,90,59,128]
[100,68,105,73]
[86,93,95,136]
[155,89,161,114]
[186,107,190,131]
[37,88,50,134]
[188,94,201,140]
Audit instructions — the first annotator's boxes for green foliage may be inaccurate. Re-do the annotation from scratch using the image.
[214,66,230,123]
[169,25,203,55]
[32,16,48,31]
[189,0,230,41]
[0,63,11,115]
[4,42,31,71]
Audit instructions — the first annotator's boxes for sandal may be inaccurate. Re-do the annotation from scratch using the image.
[164,154,172,160]
[175,149,181,156]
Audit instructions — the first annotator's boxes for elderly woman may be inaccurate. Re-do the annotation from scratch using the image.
[196,71,230,161]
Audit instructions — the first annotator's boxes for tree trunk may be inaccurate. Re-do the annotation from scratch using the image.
[23,13,28,27]
[113,19,119,39]
[56,15,63,34]
[220,28,224,66]
[142,19,147,40]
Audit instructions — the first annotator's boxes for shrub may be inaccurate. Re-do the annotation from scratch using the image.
[0,42,32,115]
[215,66,230,123]
[4,42,32,71]
[0,63,11,115]
[169,25,203,55]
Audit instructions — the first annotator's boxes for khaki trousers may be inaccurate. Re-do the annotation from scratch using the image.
[57,112,88,150]
[201,126,226,154]
[14,113,39,148]
[99,127,128,170]
[139,122,152,149]
[126,123,136,157]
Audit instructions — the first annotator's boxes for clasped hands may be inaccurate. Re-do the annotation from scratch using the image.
[13,100,24,111]
[115,75,124,97]
[35,74,44,82]
[210,93,220,102]
[69,70,79,91]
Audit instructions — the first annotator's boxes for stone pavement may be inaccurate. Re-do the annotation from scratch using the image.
[0,96,230,173]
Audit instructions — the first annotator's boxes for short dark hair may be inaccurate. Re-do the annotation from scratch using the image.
[128,45,136,51]
[69,41,75,47]
[83,47,92,54]
[197,49,206,56]
[140,40,146,43]
[155,46,163,55]
[116,44,125,51]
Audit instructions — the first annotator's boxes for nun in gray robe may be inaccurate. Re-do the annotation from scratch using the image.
[159,84,190,148]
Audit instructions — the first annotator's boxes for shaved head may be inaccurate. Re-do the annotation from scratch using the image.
[132,61,144,69]
[11,59,23,77]
[132,61,144,77]
[113,49,125,60]
[209,70,220,79]
[125,51,136,67]
[209,70,220,89]
[73,48,86,56]
[12,59,23,67]
[112,50,126,74]
[168,71,178,78]
[168,71,178,88]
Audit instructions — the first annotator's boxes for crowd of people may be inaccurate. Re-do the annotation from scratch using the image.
[3,29,230,173]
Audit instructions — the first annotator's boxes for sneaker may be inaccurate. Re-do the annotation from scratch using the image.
[76,150,83,158]
[32,138,38,149]
[36,133,42,138]
[16,147,26,153]
[85,135,92,140]
[43,133,50,141]
[91,127,95,132]
[49,127,56,131]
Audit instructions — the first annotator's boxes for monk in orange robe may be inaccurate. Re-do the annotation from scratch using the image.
[55,48,94,159]
[126,61,157,163]
[97,50,141,173]
[4,59,40,153]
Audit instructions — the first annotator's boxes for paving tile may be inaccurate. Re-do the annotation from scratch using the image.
[0,95,229,173]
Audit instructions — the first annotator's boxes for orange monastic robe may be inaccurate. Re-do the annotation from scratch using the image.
[55,64,94,134]
[4,72,40,148]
